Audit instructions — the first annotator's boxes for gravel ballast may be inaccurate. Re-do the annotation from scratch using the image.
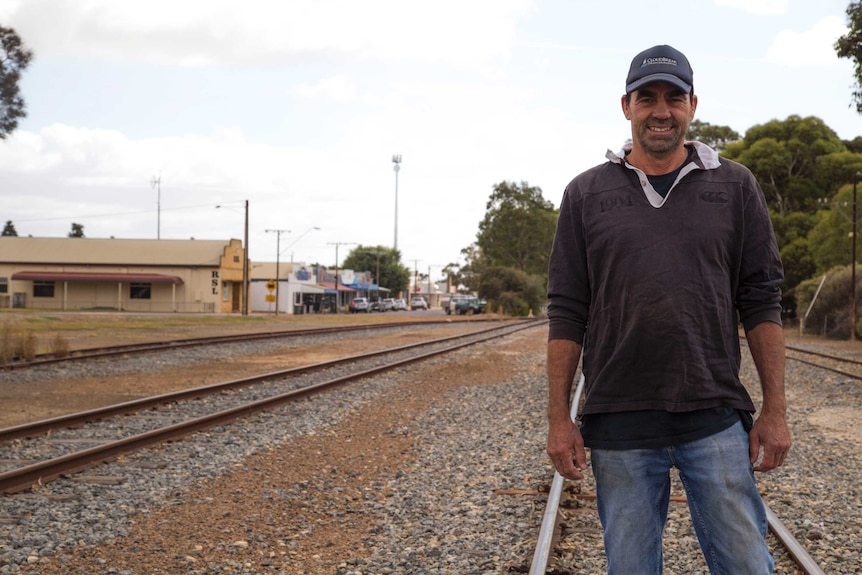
[0,325,859,574]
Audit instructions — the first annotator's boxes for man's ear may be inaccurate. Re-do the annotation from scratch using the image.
[621,94,631,120]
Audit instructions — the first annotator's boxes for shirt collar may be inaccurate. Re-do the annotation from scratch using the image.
[605,141,721,170]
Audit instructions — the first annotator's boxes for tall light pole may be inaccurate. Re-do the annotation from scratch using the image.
[151,175,161,240]
[392,154,402,250]
[266,228,289,314]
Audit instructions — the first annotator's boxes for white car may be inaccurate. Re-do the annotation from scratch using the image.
[411,296,428,310]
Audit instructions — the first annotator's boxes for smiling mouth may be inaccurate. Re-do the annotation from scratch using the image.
[649,126,674,133]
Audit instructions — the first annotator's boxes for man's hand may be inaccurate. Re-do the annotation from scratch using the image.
[749,410,791,472]
[745,321,791,472]
[547,417,588,480]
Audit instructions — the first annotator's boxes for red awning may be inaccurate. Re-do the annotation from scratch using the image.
[317,282,356,293]
[11,271,184,284]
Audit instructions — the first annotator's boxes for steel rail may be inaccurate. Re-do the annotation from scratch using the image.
[0,321,534,443]
[740,337,862,381]
[528,375,826,575]
[2,318,513,370]
[784,352,862,381]
[766,505,827,575]
[0,320,542,494]
[785,342,862,367]
[530,373,584,575]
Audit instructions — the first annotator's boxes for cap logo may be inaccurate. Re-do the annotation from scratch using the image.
[642,56,677,67]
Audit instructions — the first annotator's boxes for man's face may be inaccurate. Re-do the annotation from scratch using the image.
[622,82,697,158]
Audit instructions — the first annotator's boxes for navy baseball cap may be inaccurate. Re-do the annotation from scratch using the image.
[625,45,693,94]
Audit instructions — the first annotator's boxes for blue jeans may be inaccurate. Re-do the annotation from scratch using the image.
[590,421,773,574]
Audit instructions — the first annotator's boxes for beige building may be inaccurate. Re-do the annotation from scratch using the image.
[0,237,247,313]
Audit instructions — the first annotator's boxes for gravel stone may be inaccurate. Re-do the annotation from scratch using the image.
[0,326,859,574]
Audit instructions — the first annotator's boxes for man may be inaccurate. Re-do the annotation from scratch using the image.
[546,45,791,574]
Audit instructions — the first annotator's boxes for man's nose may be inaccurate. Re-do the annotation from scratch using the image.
[652,99,672,119]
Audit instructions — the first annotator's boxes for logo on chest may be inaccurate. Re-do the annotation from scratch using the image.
[600,195,634,213]
[700,191,729,204]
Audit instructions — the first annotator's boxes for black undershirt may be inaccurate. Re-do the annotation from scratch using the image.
[645,146,694,197]
[581,146,753,450]
[580,407,753,450]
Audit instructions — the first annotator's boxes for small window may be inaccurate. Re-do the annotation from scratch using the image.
[130,283,152,299]
[0,277,7,294]
[33,281,55,298]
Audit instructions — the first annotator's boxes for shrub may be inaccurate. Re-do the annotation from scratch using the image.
[796,265,860,339]
[16,332,37,362]
[0,322,12,365]
[48,334,70,358]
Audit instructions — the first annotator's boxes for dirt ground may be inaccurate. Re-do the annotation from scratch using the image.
[0,311,485,427]
[2,311,860,443]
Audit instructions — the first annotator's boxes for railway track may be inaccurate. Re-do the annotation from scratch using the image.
[530,340,844,575]
[784,342,862,381]
[1,318,503,370]
[0,320,541,495]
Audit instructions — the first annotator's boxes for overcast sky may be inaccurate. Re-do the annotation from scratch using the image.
[2,0,861,279]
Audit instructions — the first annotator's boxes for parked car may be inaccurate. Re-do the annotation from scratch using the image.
[411,296,428,310]
[393,298,408,311]
[349,297,370,313]
[381,297,395,311]
[450,296,485,315]
[369,298,384,312]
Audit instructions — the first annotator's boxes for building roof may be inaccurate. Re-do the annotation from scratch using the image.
[11,271,183,284]
[0,237,240,266]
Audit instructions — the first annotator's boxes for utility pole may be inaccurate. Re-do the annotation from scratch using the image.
[853,173,859,341]
[216,200,249,315]
[265,229,289,314]
[328,242,357,313]
[392,155,402,250]
[243,200,249,316]
[364,249,385,301]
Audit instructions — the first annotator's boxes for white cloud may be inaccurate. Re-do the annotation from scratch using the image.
[767,16,848,66]
[5,0,534,69]
[715,0,789,16]
[294,76,357,102]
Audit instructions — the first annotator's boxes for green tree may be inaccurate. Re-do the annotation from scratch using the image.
[722,115,846,215]
[1,220,17,236]
[341,245,410,296]
[67,223,85,238]
[686,119,740,151]
[836,1,862,113]
[771,211,818,292]
[807,184,859,272]
[844,136,862,153]
[796,265,861,339]
[814,150,862,197]
[475,181,557,277]
[476,266,546,316]
[0,25,33,139]
[453,244,484,293]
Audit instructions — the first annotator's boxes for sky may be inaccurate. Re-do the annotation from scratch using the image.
[2,0,862,280]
